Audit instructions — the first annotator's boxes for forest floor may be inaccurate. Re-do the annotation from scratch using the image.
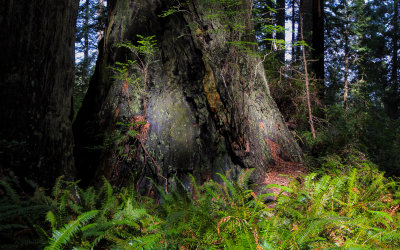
[263,139,308,200]
[264,162,307,199]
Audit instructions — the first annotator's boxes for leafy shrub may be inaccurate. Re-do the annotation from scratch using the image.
[299,104,400,175]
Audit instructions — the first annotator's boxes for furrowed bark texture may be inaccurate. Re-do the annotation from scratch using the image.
[74,0,302,191]
[0,0,78,186]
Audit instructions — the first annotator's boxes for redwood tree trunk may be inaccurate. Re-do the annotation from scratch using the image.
[74,0,302,192]
[83,0,90,86]
[299,0,324,99]
[343,16,350,111]
[276,0,286,61]
[312,0,324,96]
[291,0,297,63]
[0,0,78,186]
[387,0,399,119]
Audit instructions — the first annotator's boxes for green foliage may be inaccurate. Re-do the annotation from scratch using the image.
[153,166,400,249]
[0,176,53,249]
[2,164,400,249]
[269,167,400,249]
[298,104,400,175]
[110,35,158,101]
[0,176,161,249]
[43,178,161,249]
[150,169,266,249]
[116,35,158,59]
[226,40,260,56]
[45,210,99,250]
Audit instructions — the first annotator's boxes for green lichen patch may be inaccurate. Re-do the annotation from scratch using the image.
[146,89,200,170]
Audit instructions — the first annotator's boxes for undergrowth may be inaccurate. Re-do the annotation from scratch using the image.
[1,159,400,249]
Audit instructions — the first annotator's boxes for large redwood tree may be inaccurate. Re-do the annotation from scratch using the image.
[74,0,303,192]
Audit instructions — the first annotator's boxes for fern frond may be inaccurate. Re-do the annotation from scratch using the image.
[80,186,97,209]
[0,204,49,222]
[46,211,57,230]
[129,233,163,249]
[265,183,293,193]
[101,177,114,205]
[52,176,65,199]
[237,168,255,189]
[189,174,201,201]
[381,230,400,245]
[216,173,237,201]
[1,239,45,249]
[81,222,113,247]
[0,223,27,231]
[45,210,99,250]
[0,179,20,203]
[33,224,50,243]
[347,169,358,208]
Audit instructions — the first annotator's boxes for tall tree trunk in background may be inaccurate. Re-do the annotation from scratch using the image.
[83,0,90,86]
[342,0,350,110]
[300,12,316,139]
[97,0,105,41]
[343,34,350,111]
[291,0,297,63]
[299,0,312,47]
[394,0,398,89]
[299,0,324,100]
[312,0,324,99]
[387,0,399,119]
[0,0,78,186]
[276,0,286,61]
[255,0,275,51]
[74,0,302,192]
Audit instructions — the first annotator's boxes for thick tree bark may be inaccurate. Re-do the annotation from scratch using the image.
[0,0,78,186]
[74,0,302,192]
